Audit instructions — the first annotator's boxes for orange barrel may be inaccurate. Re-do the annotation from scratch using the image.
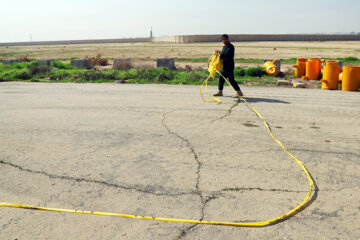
[302,58,323,80]
[342,66,359,91]
[263,60,279,76]
[292,58,307,77]
[321,60,341,90]
[355,66,360,84]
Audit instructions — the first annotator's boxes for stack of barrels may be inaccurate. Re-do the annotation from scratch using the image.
[292,58,360,91]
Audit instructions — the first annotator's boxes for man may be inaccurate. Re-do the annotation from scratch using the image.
[214,34,243,98]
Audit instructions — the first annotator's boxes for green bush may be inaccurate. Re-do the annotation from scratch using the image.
[234,67,246,77]
[18,70,32,80]
[341,57,359,62]
[11,62,33,69]
[245,67,266,77]
[30,65,50,75]
[0,68,32,81]
[342,56,358,62]
[126,69,138,79]
[135,68,158,81]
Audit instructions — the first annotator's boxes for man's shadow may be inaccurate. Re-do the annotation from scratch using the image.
[242,97,290,104]
[222,96,290,104]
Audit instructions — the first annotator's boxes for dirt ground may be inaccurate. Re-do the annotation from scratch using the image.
[1,41,360,70]
[0,82,359,239]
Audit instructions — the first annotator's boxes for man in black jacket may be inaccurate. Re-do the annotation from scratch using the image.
[214,34,243,97]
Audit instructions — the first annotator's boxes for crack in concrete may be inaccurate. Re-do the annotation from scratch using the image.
[0,159,193,197]
[176,196,217,240]
[1,108,330,233]
[161,112,202,192]
[0,212,28,232]
[222,187,307,193]
[212,100,240,122]
[162,111,212,239]
[289,148,360,164]
[320,185,360,192]
[197,148,279,156]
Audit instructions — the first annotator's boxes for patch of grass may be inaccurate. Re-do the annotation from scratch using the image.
[0,61,36,81]
[175,56,360,65]
[326,56,360,64]
[175,57,208,62]
[245,66,267,77]
[0,60,278,87]
[176,57,298,64]
[50,60,77,69]
[0,67,32,81]
[0,52,18,57]
[280,58,298,64]
[235,58,264,63]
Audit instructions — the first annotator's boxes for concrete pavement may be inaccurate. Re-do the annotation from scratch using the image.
[0,82,359,239]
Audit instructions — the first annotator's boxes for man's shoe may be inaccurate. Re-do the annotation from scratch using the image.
[213,91,223,97]
[233,90,244,98]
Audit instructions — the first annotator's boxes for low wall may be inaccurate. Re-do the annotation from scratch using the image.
[153,34,360,43]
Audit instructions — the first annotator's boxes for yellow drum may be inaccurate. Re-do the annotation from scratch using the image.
[342,66,359,91]
[321,60,341,90]
[264,60,279,76]
[292,58,307,78]
[302,58,323,80]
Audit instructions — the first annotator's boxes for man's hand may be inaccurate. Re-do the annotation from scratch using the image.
[214,50,221,54]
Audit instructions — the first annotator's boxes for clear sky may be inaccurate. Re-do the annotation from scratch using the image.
[1,0,360,43]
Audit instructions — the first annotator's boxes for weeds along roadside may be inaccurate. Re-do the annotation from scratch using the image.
[0,60,280,86]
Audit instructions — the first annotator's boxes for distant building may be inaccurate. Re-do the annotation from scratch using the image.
[150,27,153,38]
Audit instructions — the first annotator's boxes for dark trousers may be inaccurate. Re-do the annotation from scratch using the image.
[218,69,240,91]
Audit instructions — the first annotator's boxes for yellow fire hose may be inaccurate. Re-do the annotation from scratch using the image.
[0,53,314,227]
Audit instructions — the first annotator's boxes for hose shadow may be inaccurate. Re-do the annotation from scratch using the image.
[217,177,319,228]
[266,174,319,227]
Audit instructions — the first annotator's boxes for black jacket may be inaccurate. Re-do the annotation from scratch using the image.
[220,42,235,71]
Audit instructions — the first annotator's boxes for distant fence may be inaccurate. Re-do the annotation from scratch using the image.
[1,34,360,46]
[0,38,151,47]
